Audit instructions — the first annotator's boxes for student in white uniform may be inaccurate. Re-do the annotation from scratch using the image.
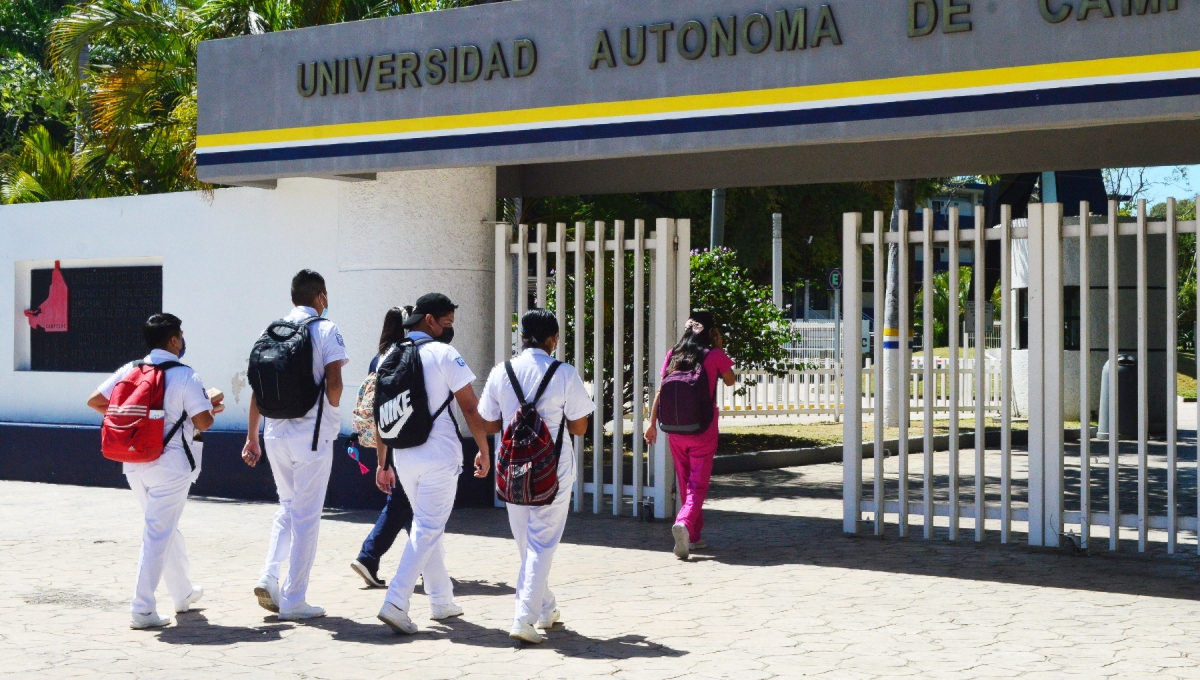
[241,270,348,621]
[376,293,493,635]
[479,309,593,644]
[87,313,224,630]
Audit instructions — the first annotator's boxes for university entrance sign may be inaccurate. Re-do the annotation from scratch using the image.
[197,0,1200,192]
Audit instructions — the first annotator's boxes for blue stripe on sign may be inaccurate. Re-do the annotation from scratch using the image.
[882,341,901,349]
[197,77,1200,167]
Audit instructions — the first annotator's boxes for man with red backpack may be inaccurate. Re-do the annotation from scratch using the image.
[87,313,224,629]
[479,309,593,644]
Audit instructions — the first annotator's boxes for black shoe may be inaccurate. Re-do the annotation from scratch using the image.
[351,559,386,588]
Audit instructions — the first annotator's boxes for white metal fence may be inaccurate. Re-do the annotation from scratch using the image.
[843,200,1200,554]
[495,219,690,519]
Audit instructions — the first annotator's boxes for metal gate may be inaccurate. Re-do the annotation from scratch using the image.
[494,219,691,518]
[843,200,1200,553]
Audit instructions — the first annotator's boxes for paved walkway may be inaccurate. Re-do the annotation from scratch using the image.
[2,461,1200,679]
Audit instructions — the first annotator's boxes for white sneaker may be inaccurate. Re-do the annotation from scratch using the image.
[174,585,204,613]
[689,540,708,551]
[509,621,544,644]
[254,575,280,613]
[536,608,561,629]
[130,612,170,630]
[671,523,690,560]
[279,603,326,621]
[378,602,418,634]
[429,602,463,620]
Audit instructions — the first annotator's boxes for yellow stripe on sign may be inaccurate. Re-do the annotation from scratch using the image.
[883,328,901,337]
[197,50,1200,150]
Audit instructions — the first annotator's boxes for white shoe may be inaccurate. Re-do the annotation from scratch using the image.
[671,523,690,560]
[689,540,708,551]
[509,621,544,644]
[174,585,203,613]
[430,602,463,620]
[130,612,170,630]
[254,575,280,613]
[536,609,561,629]
[279,603,326,621]
[378,602,417,634]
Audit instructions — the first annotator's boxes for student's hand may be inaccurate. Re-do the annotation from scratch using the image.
[242,438,262,467]
[644,423,658,446]
[376,466,396,494]
[473,450,490,478]
[208,388,226,415]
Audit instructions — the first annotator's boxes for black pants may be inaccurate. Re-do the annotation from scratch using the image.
[356,484,414,572]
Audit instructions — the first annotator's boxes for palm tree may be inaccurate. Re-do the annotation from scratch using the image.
[0,124,111,203]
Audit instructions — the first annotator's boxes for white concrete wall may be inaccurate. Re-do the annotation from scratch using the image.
[0,168,496,432]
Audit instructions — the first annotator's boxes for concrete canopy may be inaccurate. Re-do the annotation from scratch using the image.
[196,0,1200,195]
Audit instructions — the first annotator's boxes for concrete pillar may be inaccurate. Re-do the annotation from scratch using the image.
[334,167,497,396]
[772,213,783,309]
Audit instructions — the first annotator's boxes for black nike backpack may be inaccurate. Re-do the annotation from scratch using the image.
[374,337,455,450]
[248,316,326,449]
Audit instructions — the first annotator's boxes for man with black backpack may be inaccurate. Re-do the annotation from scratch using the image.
[374,293,492,635]
[241,270,348,621]
[87,313,224,629]
[479,309,593,643]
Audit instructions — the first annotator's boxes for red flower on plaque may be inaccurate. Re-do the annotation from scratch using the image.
[25,261,69,332]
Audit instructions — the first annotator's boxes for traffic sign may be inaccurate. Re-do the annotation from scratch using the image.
[827,268,842,290]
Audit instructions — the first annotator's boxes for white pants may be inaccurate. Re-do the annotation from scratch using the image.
[383,453,460,613]
[506,476,574,626]
[261,437,334,610]
[127,466,194,614]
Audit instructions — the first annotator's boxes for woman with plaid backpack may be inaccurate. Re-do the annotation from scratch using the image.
[479,309,593,644]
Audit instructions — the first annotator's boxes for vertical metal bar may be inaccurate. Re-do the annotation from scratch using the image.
[1137,200,1148,552]
[1000,205,1013,543]
[1107,203,1120,551]
[898,211,911,538]
[873,212,886,536]
[536,222,548,308]
[573,222,586,513]
[517,223,529,320]
[593,221,606,514]
[1079,202,1091,550]
[495,223,512,366]
[843,212,864,534]
[611,220,626,516]
[1167,199,1178,554]
[1043,202,1065,548]
[1028,204,1046,546]
[948,207,961,540]
[1196,193,1199,557]
[555,223,567,361]
[673,219,691,520]
[975,206,986,541]
[652,219,677,520]
[923,208,935,539]
[632,219,646,517]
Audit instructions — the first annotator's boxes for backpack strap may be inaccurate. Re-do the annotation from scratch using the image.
[552,418,568,461]
[504,361,528,406]
[163,411,196,471]
[532,361,562,406]
[297,317,326,452]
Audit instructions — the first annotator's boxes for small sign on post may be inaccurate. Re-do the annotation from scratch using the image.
[827,268,842,290]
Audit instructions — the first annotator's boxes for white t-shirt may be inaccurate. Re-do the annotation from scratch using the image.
[479,348,594,482]
[263,306,350,442]
[397,331,476,468]
[98,348,212,479]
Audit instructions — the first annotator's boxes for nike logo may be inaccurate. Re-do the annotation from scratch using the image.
[378,390,414,437]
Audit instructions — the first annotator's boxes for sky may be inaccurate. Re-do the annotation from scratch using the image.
[1131,164,1200,207]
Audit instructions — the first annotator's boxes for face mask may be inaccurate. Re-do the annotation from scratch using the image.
[178,337,187,359]
[320,305,329,319]
[438,325,454,344]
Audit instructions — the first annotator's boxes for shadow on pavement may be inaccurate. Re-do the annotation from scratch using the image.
[156,612,293,645]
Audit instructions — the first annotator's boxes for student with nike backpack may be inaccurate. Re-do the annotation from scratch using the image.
[374,293,493,636]
[87,313,225,630]
[241,269,348,621]
[478,309,593,644]
[644,310,736,561]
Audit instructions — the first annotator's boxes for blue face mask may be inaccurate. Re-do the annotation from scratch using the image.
[320,305,329,318]
[178,337,186,359]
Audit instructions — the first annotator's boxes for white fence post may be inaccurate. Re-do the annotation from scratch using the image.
[652,218,677,520]
[1044,202,1064,548]
[843,212,863,534]
[573,222,586,513]
[612,220,626,516]
[592,221,606,514]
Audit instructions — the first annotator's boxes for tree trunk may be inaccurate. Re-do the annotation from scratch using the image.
[882,180,916,427]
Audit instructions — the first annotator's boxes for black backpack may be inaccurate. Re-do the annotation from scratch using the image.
[248,316,326,450]
[374,337,455,450]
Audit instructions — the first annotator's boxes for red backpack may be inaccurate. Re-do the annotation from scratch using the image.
[101,361,194,470]
[496,361,565,506]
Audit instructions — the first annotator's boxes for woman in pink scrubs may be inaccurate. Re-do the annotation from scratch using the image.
[645,311,736,560]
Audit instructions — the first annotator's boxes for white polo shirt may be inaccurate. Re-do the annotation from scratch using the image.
[398,330,476,468]
[98,348,213,478]
[479,348,594,482]
[263,306,350,442]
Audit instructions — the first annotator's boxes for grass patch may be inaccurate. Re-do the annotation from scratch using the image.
[717,418,1027,456]
[1181,372,1197,402]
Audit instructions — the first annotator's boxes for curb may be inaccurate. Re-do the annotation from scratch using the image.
[712,430,1031,475]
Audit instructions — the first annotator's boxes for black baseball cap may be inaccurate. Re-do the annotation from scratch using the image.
[403,293,458,326]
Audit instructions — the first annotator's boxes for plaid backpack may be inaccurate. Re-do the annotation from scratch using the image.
[496,360,565,506]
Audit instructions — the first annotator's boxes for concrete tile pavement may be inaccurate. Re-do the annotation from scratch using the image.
[1,459,1199,679]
